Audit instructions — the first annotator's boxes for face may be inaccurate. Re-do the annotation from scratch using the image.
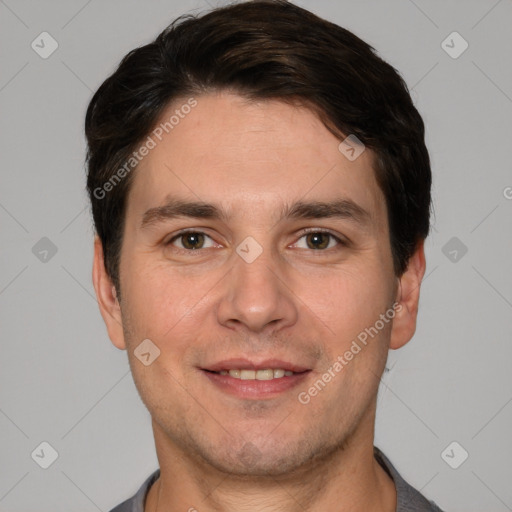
[94,91,423,477]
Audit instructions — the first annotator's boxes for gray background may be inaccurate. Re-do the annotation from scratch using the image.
[1,0,511,510]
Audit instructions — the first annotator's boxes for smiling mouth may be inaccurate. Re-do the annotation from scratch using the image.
[201,367,312,400]
[204,368,308,380]
[200,359,312,398]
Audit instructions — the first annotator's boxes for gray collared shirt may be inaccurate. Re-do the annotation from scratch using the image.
[109,446,445,511]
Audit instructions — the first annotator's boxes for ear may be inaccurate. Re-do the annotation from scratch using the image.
[92,236,126,350]
[389,240,427,350]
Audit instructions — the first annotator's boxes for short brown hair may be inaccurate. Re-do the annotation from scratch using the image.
[85,0,431,294]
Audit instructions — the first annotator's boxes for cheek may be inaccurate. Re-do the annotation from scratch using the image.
[297,265,393,342]
[119,256,224,364]
[120,259,186,341]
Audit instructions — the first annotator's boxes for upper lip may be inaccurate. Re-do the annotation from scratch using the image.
[202,358,311,373]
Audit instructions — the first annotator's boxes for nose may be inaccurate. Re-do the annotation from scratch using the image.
[216,246,299,334]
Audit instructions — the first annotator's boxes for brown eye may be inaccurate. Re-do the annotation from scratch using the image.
[305,232,331,250]
[169,232,214,250]
[292,230,345,251]
[181,232,204,249]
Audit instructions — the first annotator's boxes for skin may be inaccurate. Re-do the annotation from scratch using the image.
[93,91,426,512]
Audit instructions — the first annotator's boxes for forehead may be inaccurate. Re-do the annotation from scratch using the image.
[126,91,387,231]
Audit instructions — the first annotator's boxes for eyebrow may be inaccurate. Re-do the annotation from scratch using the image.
[140,196,371,229]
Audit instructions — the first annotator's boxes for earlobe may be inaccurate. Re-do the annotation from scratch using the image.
[92,236,126,350]
[389,240,427,350]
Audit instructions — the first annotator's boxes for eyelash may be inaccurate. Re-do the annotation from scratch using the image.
[166,228,347,254]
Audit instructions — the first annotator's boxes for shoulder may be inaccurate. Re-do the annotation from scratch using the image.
[374,447,445,512]
[108,469,160,512]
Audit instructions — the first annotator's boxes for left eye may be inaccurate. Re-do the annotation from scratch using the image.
[294,232,341,250]
[168,232,216,250]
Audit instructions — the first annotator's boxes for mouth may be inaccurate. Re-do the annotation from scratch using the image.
[200,359,312,399]
[204,368,303,380]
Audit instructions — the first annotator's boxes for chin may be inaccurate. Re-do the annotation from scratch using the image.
[193,435,341,479]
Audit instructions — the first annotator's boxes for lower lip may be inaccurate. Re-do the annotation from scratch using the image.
[201,370,311,399]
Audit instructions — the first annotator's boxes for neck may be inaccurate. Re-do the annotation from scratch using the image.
[145,415,396,512]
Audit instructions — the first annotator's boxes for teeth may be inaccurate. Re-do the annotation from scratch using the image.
[222,368,294,380]
[255,369,274,380]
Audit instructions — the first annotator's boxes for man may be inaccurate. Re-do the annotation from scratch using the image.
[86,1,444,510]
